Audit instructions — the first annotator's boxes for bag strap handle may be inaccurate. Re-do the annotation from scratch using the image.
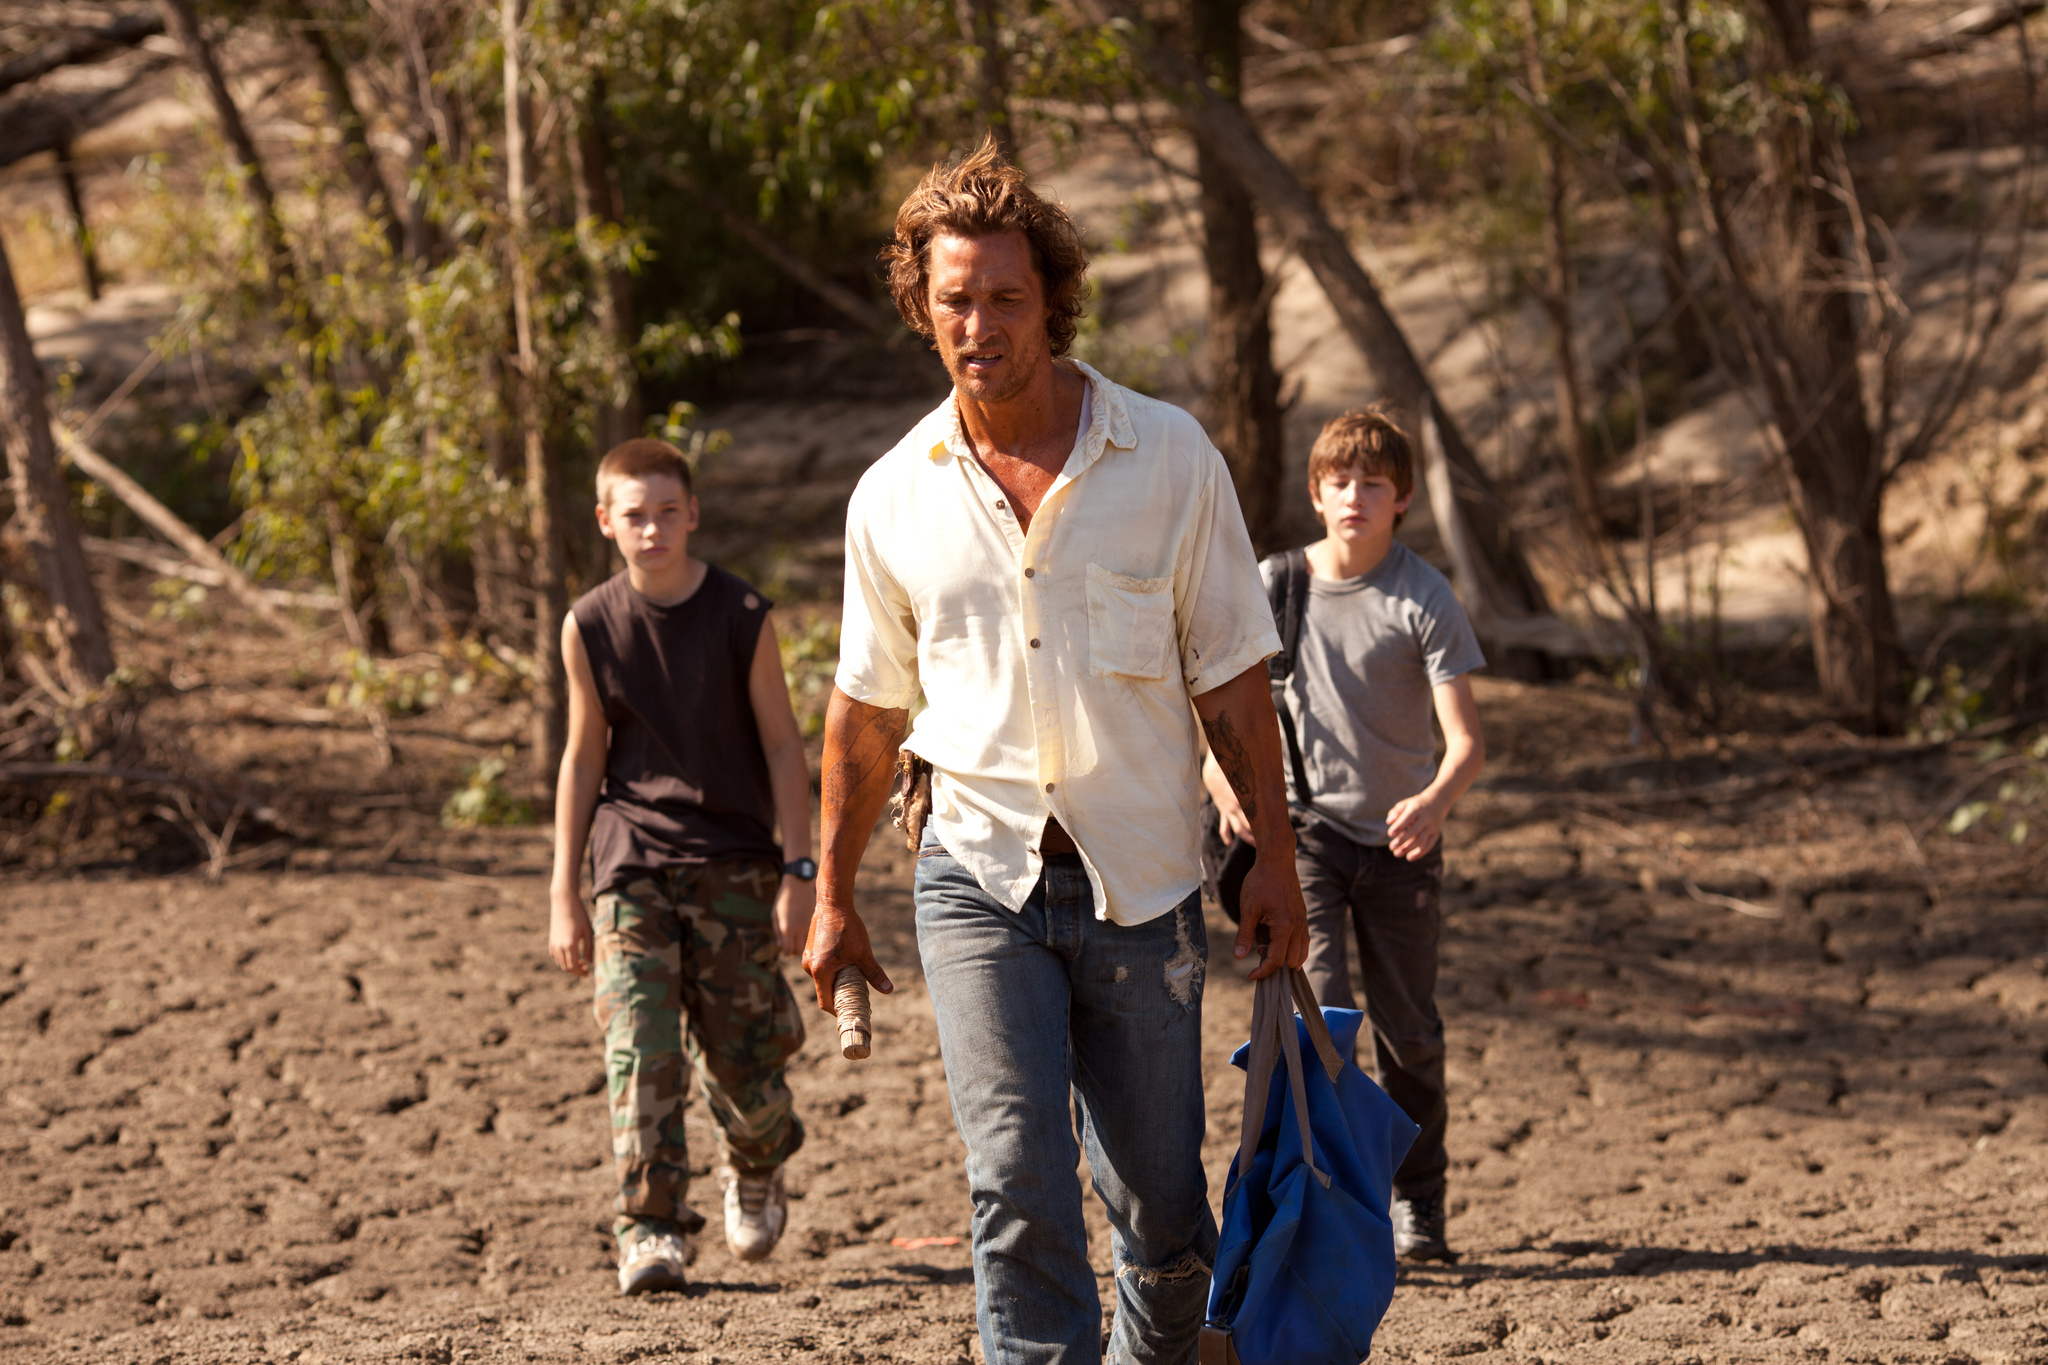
[1236,973,1280,1184]
[1235,967,1334,1192]
[1290,969,1344,1082]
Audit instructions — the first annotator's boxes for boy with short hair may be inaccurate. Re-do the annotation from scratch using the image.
[1204,406,1486,1263]
[548,438,817,1295]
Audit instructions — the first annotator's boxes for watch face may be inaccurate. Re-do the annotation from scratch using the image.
[784,857,818,880]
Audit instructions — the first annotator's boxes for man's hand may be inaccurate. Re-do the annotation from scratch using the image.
[1234,845,1309,975]
[1386,791,1447,861]
[549,889,594,977]
[812,688,910,1011]
[774,875,817,957]
[801,898,894,1012]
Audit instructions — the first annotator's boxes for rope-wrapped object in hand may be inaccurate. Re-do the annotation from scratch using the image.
[832,965,872,1060]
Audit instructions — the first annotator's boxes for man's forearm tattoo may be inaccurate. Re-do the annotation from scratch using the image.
[822,707,908,816]
[1203,710,1258,822]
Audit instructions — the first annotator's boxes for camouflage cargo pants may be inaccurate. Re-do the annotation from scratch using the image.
[593,860,806,1249]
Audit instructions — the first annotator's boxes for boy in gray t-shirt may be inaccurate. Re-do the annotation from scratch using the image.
[1203,407,1486,1263]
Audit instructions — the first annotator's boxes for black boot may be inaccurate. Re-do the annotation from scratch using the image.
[1392,1191,1458,1263]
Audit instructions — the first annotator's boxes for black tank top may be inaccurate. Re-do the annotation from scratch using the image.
[571,566,779,892]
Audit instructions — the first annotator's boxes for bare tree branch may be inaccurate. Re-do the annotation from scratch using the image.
[0,8,163,96]
[1899,0,2045,62]
[0,52,172,168]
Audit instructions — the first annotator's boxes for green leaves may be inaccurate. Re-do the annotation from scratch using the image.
[1942,732,2048,847]
[443,753,536,828]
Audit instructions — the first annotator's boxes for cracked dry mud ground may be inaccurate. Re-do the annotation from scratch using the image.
[2,824,2045,1364]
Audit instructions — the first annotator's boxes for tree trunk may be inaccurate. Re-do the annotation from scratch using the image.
[153,0,294,290]
[0,233,114,691]
[956,0,1012,155]
[1646,150,1711,375]
[1676,0,1901,727]
[1784,428,1897,730]
[1076,0,1558,646]
[394,52,441,266]
[1538,151,1599,535]
[280,0,405,259]
[1518,8,1600,539]
[567,85,642,455]
[385,1,449,267]
[1779,171,1899,729]
[56,145,102,302]
[502,0,568,780]
[1192,0,1285,551]
[473,332,525,638]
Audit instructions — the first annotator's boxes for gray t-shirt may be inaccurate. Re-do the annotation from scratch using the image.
[1264,542,1486,846]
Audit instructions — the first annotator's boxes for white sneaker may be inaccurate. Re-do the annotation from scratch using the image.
[616,1230,693,1295]
[721,1166,787,1263]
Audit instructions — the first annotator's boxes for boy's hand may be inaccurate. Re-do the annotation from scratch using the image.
[774,876,817,957]
[1386,792,1447,861]
[1202,752,1256,845]
[802,899,893,1012]
[548,890,594,977]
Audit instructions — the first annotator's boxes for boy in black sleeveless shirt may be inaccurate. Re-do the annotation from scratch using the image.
[548,439,817,1295]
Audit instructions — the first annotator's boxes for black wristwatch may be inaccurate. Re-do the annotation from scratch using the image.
[781,857,818,881]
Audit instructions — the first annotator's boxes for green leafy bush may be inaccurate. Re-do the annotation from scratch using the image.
[442,754,535,829]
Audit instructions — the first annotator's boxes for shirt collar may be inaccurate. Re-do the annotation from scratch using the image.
[927,359,1137,469]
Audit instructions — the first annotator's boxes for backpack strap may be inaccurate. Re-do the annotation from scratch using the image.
[1264,547,1311,682]
[1262,548,1315,813]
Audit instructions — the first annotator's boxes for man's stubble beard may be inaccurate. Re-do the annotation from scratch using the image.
[940,325,1048,407]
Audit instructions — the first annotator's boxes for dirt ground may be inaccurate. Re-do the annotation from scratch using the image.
[3,675,2046,1365]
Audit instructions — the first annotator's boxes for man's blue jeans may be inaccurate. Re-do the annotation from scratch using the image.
[915,836,1218,1365]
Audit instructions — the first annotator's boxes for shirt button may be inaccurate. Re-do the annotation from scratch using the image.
[1024,567,1036,578]
[1029,638,1040,648]
[995,499,1007,511]
[1045,783,1055,793]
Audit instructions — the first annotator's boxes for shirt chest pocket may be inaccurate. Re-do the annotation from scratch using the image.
[1085,564,1176,681]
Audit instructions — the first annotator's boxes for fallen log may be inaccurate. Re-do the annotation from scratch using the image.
[54,421,303,633]
[82,536,343,611]
[0,761,299,835]
[655,163,902,343]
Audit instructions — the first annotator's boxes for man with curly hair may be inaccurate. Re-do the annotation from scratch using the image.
[804,135,1309,1364]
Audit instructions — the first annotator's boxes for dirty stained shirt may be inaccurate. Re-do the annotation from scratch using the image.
[835,360,1280,926]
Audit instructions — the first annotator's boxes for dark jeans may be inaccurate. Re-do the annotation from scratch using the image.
[1295,821,1448,1202]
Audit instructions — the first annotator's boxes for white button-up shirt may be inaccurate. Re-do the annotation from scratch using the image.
[835,361,1280,925]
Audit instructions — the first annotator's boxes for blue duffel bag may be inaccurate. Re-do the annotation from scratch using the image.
[1200,968,1420,1365]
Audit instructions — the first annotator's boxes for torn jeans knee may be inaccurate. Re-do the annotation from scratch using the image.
[1115,1246,1211,1289]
